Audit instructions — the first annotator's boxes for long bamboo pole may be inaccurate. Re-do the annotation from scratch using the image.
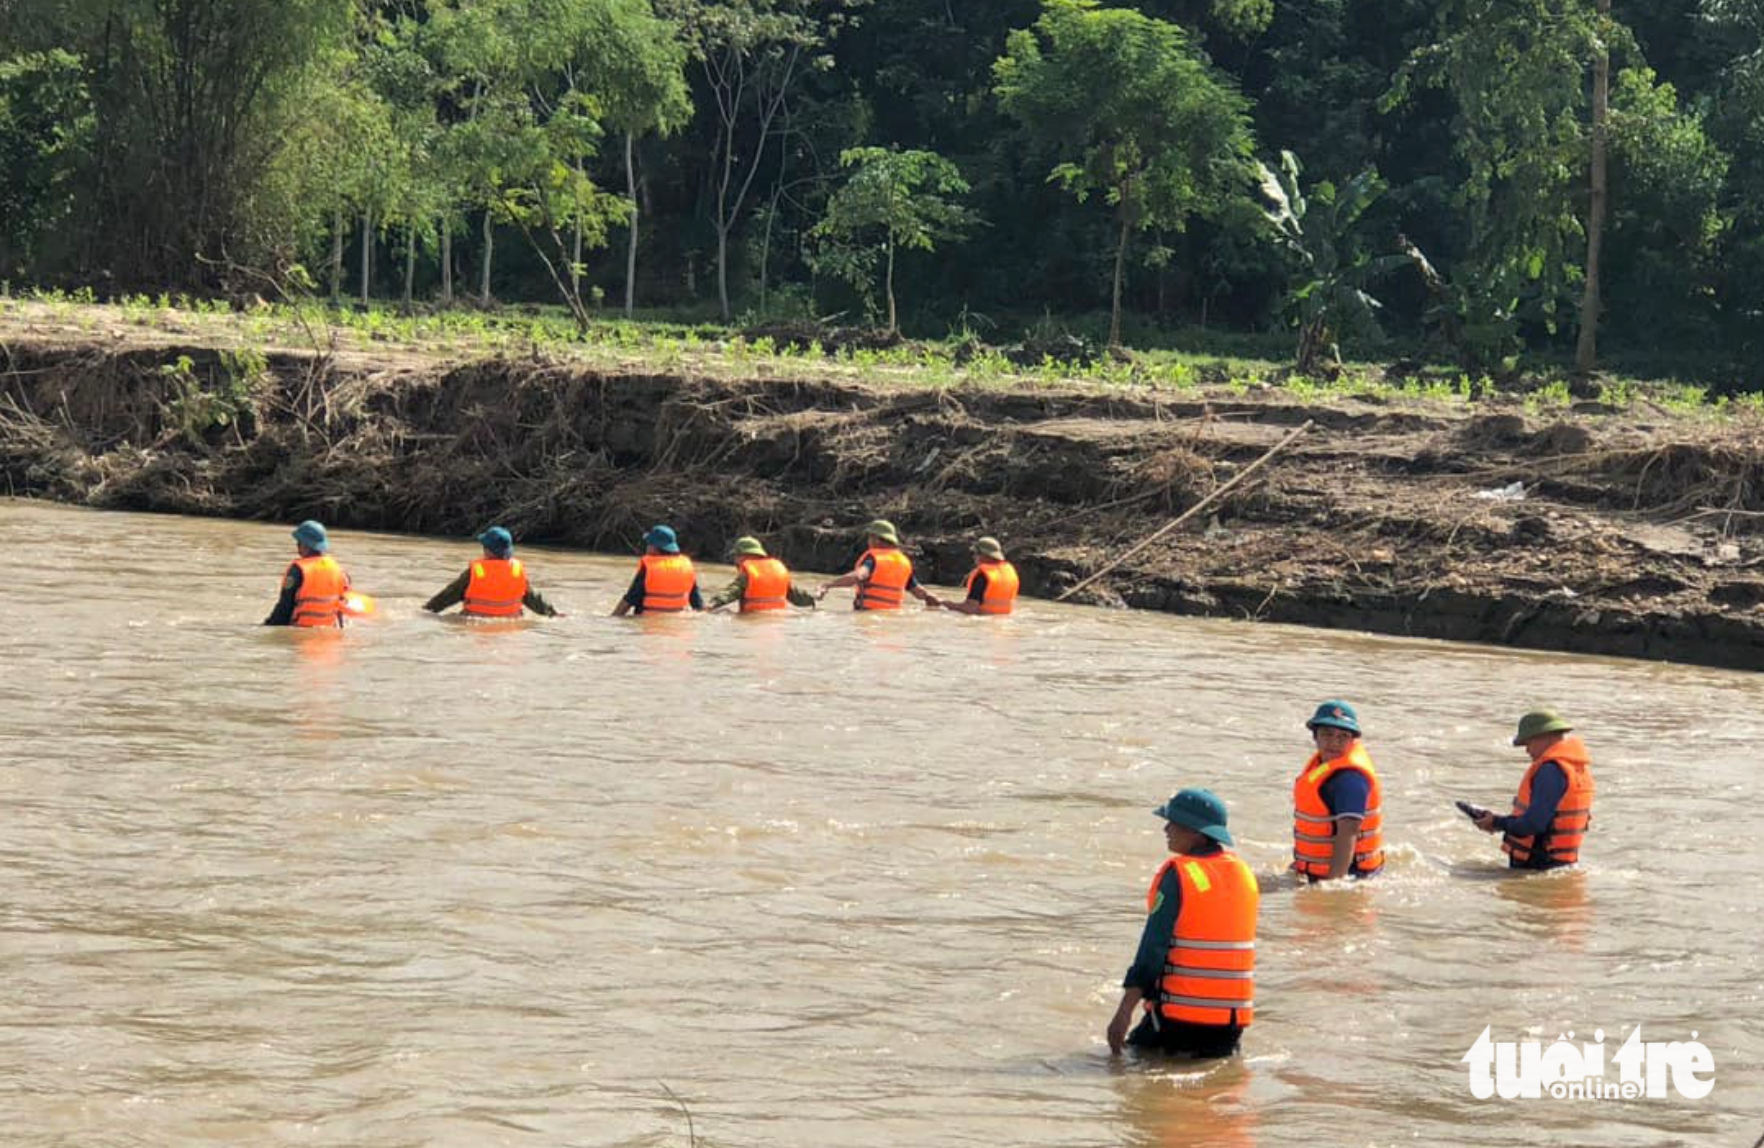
[1055,419,1314,602]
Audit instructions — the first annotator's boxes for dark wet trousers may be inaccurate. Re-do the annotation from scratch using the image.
[1127,1013,1243,1058]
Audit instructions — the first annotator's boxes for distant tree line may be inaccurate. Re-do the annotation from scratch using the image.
[1,0,1759,380]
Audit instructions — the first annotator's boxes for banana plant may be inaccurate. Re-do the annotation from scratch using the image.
[1258,150,1407,375]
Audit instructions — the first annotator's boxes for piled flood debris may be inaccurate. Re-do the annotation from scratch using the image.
[3,332,1762,669]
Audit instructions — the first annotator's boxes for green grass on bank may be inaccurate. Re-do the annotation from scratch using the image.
[3,285,1757,422]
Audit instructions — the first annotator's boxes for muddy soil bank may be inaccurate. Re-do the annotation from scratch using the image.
[4,332,1764,670]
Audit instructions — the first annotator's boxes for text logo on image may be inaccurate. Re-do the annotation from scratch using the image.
[1463,1026,1715,1100]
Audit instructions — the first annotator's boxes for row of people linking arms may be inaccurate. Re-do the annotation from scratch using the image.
[262,517,1017,626]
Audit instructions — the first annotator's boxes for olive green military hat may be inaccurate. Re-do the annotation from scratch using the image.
[732,535,768,557]
[863,518,901,546]
[1512,709,1573,745]
[973,536,1006,560]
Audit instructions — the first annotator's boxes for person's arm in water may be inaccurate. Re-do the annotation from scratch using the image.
[611,567,645,617]
[423,569,470,614]
[689,580,705,612]
[708,570,748,611]
[263,563,302,626]
[786,581,817,608]
[818,556,871,598]
[521,585,561,617]
[1476,763,1567,836]
[1108,864,1183,1054]
[905,571,942,609]
[943,571,987,615]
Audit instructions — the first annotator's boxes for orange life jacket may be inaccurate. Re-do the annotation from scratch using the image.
[1291,742,1385,877]
[964,559,1020,615]
[738,556,791,612]
[463,557,527,617]
[639,553,696,613]
[291,555,348,628]
[1502,737,1595,867]
[1147,850,1259,1027]
[855,547,912,611]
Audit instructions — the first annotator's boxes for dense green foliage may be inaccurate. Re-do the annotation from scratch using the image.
[1,0,1759,381]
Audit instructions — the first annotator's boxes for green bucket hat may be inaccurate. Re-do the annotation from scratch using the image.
[863,518,901,546]
[732,535,768,558]
[973,536,1006,560]
[1153,787,1234,846]
[1306,700,1361,736]
[1513,709,1573,745]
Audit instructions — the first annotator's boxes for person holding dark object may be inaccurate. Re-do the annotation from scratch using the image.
[1107,788,1258,1058]
[424,526,561,618]
[1472,709,1595,869]
[264,520,351,628]
[612,524,704,616]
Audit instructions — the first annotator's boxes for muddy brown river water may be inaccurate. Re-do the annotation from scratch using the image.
[3,499,1761,1147]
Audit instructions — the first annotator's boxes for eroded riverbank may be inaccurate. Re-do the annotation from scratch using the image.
[3,318,1763,669]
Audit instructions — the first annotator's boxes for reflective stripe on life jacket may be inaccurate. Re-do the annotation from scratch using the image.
[1291,742,1385,877]
[463,557,527,617]
[738,556,791,612]
[292,555,347,628]
[1148,851,1259,1027]
[639,553,696,613]
[855,547,912,611]
[964,559,1020,615]
[1502,737,1595,867]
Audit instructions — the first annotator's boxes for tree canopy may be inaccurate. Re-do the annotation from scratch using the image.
[2,0,1761,381]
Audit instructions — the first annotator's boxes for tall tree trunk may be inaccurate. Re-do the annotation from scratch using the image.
[479,209,493,307]
[1109,206,1130,349]
[758,201,775,316]
[884,232,897,334]
[1575,0,1610,374]
[402,225,415,312]
[570,162,585,302]
[440,218,453,305]
[571,218,583,300]
[329,209,343,303]
[715,109,737,322]
[716,223,731,322]
[358,210,372,305]
[624,132,639,319]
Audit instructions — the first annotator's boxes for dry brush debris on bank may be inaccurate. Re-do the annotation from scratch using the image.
[3,329,1764,670]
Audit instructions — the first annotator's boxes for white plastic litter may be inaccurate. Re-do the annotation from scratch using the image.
[1473,480,1526,502]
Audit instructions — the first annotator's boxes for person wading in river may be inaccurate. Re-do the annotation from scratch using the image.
[1107,788,1258,1058]
[707,536,816,613]
[612,524,704,616]
[423,526,562,618]
[1291,700,1385,881]
[940,535,1020,616]
[817,519,942,611]
[1473,709,1595,869]
[264,520,351,628]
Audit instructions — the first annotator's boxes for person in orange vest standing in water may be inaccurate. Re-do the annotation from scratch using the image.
[1472,709,1594,869]
[1107,788,1258,1058]
[940,535,1020,615]
[817,519,942,610]
[1291,700,1385,882]
[423,526,562,618]
[264,519,351,627]
[612,524,704,616]
[707,536,817,612]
